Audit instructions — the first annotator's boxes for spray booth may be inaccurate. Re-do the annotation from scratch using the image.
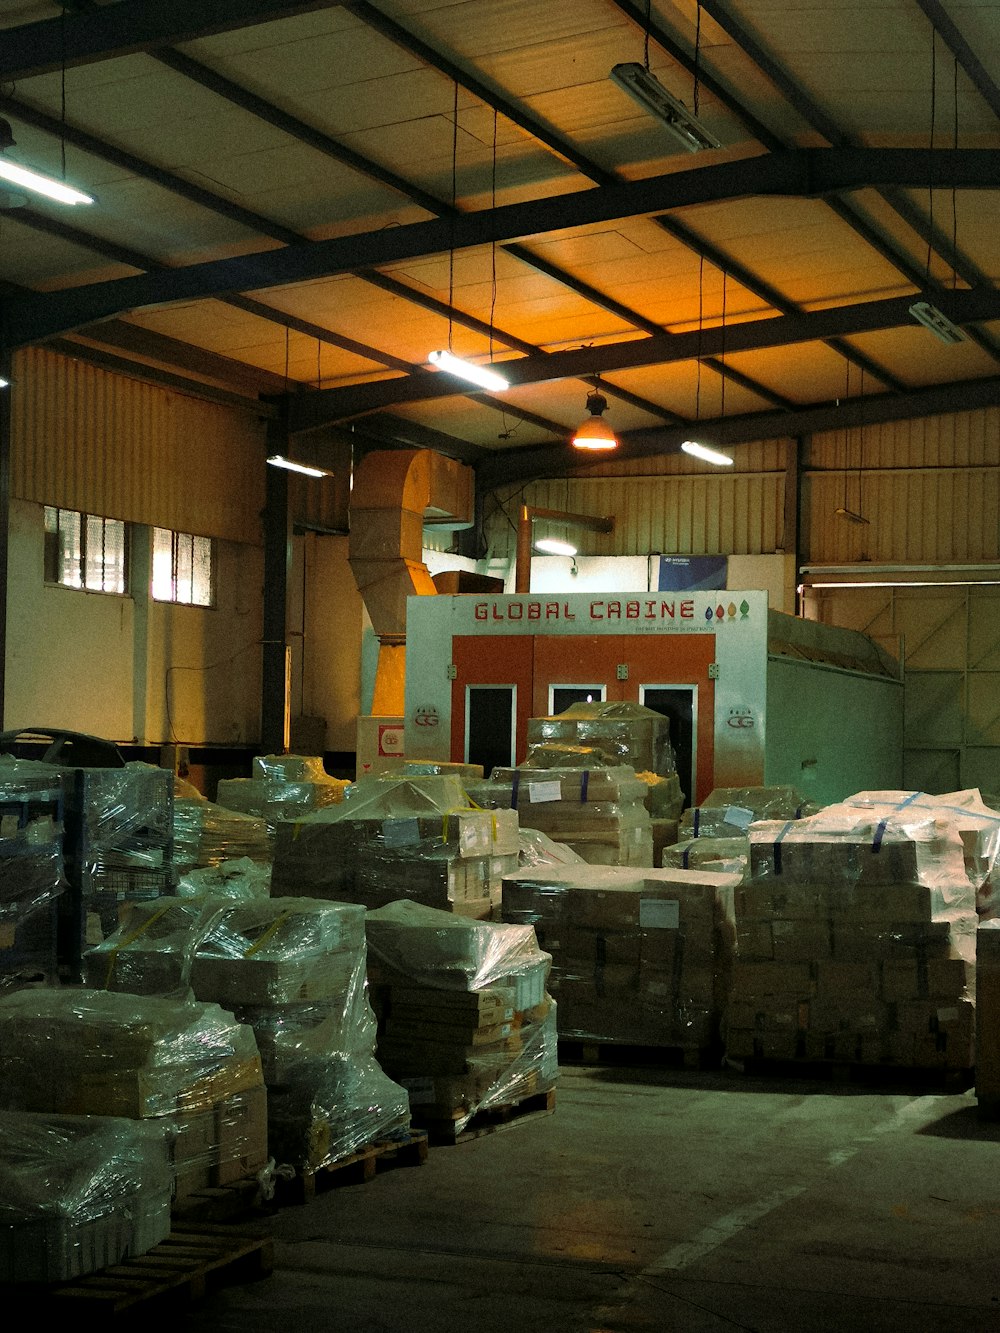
[403,589,903,807]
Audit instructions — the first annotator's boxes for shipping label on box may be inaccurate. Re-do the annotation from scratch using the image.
[639,898,679,929]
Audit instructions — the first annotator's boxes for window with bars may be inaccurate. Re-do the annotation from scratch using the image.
[151,527,214,606]
[43,506,128,594]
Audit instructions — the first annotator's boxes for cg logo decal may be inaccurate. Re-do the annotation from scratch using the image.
[414,707,440,728]
[727,707,755,729]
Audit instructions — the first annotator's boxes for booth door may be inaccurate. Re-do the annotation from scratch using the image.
[450,636,534,775]
[624,634,717,805]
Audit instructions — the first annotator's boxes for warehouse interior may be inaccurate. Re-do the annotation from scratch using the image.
[1,1,1000,1328]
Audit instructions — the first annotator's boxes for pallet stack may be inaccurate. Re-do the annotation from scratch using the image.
[468,765,654,867]
[726,802,978,1071]
[270,775,519,918]
[188,896,411,1173]
[364,901,557,1140]
[0,988,269,1203]
[501,864,739,1054]
[0,763,66,994]
[215,753,349,839]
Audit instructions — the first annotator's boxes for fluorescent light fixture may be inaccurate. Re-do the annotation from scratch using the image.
[0,378,8,389]
[610,63,721,153]
[681,440,733,467]
[572,388,618,451]
[267,454,333,478]
[428,349,509,392]
[0,119,94,206]
[534,538,578,556]
[908,300,965,345]
[835,506,870,525]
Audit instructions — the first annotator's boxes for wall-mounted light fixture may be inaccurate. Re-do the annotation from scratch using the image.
[267,454,334,478]
[0,117,94,206]
[515,504,614,593]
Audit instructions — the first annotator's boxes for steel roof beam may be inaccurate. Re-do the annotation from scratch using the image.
[287,288,1000,430]
[5,148,996,348]
[480,374,1000,489]
[0,0,342,81]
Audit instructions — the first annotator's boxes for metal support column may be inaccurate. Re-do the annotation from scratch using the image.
[261,417,291,753]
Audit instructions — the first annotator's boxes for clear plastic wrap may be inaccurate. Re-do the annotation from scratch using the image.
[176,856,272,902]
[82,896,224,997]
[726,800,979,1069]
[173,795,270,871]
[501,865,739,1050]
[517,827,586,868]
[73,764,176,895]
[365,901,557,1135]
[467,766,654,868]
[525,702,676,777]
[0,764,67,991]
[271,775,517,914]
[0,988,263,1119]
[216,758,349,838]
[680,786,814,839]
[191,897,367,1006]
[663,837,749,880]
[0,1111,173,1282]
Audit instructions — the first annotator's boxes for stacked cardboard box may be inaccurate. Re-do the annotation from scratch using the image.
[0,1111,173,1282]
[662,837,749,879]
[83,896,222,997]
[173,793,271,871]
[365,901,557,1133]
[726,805,977,1069]
[216,753,350,838]
[468,766,654,867]
[0,988,269,1199]
[271,776,519,918]
[501,865,739,1051]
[679,786,813,841]
[0,769,65,994]
[190,897,410,1171]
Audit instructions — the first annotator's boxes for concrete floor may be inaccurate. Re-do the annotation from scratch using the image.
[183,1063,1000,1332]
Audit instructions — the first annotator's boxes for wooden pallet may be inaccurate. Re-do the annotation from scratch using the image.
[172,1170,272,1224]
[732,1055,975,1092]
[558,1037,722,1071]
[276,1127,429,1205]
[417,1087,556,1145]
[24,1222,273,1320]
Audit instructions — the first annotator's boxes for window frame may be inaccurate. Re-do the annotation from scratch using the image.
[151,526,215,607]
[43,505,129,595]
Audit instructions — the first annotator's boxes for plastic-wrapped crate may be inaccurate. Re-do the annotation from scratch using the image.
[468,766,654,868]
[679,786,814,840]
[82,896,225,997]
[173,795,270,871]
[525,702,676,779]
[727,799,978,1069]
[215,754,349,839]
[176,856,272,902]
[365,900,557,1134]
[663,836,749,880]
[0,1111,173,1283]
[501,864,739,1050]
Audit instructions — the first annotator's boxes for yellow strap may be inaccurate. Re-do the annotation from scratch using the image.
[244,910,292,958]
[103,903,172,989]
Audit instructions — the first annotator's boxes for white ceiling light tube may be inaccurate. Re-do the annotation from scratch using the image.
[428,349,509,392]
[908,301,966,344]
[266,454,333,478]
[610,63,721,152]
[0,159,94,206]
[681,440,733,466]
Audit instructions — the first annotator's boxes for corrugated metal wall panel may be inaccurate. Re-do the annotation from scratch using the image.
[804,466,1000,564]
[486,470,786,560]
[10,347,266,545]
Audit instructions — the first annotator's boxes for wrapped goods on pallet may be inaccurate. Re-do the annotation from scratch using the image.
[82,896,223,997]
[403,760,485,780]
[662,837,749,880]
[176,856,272,902]
[679,786,815,841]
[0,1111,173,1282]
[517,827,586,869]
[190,896,410,1171]
[0,770,66,993]
[216,754,349,839]
[271,775,518,915]
[467,765,654,867]
[727,801,978,1069]
[173,793,271,871]
[365,901,557,1133]
[501,865,739,1050]
[0,988,268,1198]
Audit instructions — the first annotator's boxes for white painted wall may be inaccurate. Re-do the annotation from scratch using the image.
[5,498,262,745]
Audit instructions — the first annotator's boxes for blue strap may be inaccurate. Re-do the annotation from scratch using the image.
[581,770,590,803]
[693,807,700,836]
[682,846,690,868]
[873,791,921,851]
[773,820,794,875]
[511,770,520,811]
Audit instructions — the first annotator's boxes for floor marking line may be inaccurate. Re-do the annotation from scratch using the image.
[640,1185,808,1276]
